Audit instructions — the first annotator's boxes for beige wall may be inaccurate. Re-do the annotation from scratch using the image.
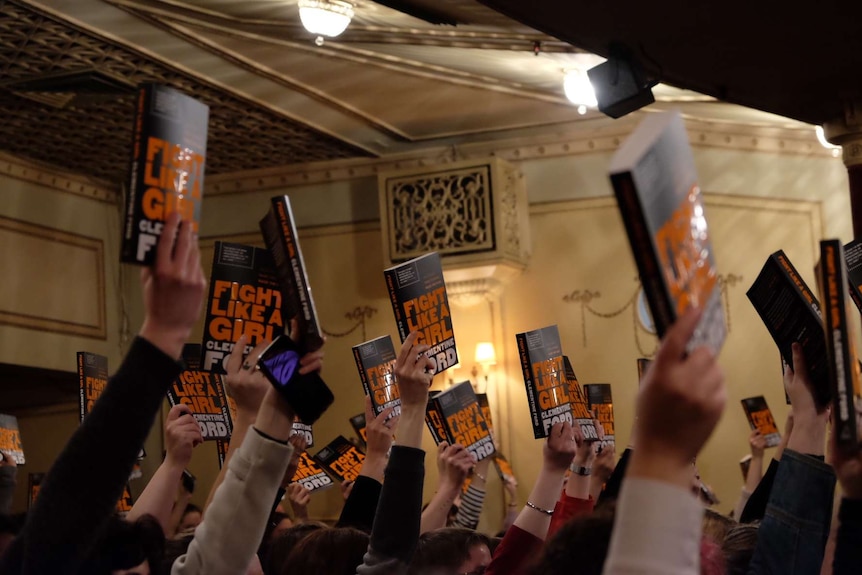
[0,125,852,526]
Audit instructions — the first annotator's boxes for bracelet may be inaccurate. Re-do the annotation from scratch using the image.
[525,501,554,515]
[571,465,592,476]
[474,472,487,482]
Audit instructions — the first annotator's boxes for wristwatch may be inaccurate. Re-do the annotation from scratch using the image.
[570,464,592,476]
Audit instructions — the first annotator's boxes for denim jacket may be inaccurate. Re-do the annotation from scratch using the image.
[747,449,836,575]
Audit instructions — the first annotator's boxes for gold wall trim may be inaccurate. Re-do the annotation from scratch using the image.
[0,152,116,203]
[208,119,835,196]
[0,217,107,339]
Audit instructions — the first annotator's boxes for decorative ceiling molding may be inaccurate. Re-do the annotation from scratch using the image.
[0,151,117,202]
[0,0,368,184]
[207,116,836,196]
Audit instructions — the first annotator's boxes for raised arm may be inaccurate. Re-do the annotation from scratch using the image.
[420,442,473,534]
[127,404,202,533]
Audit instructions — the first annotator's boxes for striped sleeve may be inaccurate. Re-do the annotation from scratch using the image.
[452,483,486,530]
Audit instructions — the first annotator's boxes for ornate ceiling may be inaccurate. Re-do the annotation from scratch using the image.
[1,0,820,186]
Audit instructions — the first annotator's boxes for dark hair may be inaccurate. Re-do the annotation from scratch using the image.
[530,509,615,575]
[182,503,202,517]
[722,523,759,575]
[160,534,194,575]
[79,514,165,575]
[282,527,368,575]
[264,521,325,575]
[408,528,492,575]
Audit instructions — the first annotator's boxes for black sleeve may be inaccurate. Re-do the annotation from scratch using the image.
[0,466,16,515]
[740,458,780,524]
[367,446,425,563]
[336,476,382,533]
[597,447,632,506]
[0,337,181,575]
[834,498,862,575]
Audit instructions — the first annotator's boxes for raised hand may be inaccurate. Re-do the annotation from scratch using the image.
[544,421,578,473]
[394,332,434,407]
[287,482,310,520]
[139,212,207,360]
[631,307,726,489]
[225,336,272,418]
[785,343,828,456]
[165,404,203,469]
[749,430,767,459]
[438,442,474,489]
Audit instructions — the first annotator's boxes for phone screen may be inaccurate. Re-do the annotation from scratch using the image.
[261,346,301,388]
[258,336,334,425]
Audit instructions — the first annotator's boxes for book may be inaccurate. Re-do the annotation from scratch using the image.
[353,335,401,417]
[292,451,334,492]
[563,357,600,442]
[493,452,516,483]
[609,110,726,354]
[291,422,314,448]
[425,391,449,444]
[430,381,495,461]
[384,252,458,373]
[739,454,753,481]
[121,84,209,265]
[349,413,367,447]
[637,358,652,385]
[116,483,135,517]
[740,396,781,448]
[476,393,495,439]
[201,241,286,373]
[747,250,830,408]
[259,196,324,352]
[818,240,862,447]
[313,435,366,483]
[516,326,574,439]
[844,239,862,312]
[216,439,229,470]
[77,352,108,422]
[28,473,44,509]
[584,383,615,448]
[0,414,25,464]
[167,345,233,441]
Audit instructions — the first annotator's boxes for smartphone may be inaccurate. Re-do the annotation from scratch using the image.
[257,335,334,425]
[182,469,196,494]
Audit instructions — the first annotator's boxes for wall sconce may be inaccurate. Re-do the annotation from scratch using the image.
[472,342,497,392]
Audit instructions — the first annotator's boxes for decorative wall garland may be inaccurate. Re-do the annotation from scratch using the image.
[321,306,378,341]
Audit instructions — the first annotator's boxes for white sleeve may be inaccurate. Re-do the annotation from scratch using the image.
[602,478,704,575]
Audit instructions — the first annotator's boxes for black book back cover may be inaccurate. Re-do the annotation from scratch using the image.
[0,414,25,465]
[259,196,324,351]
[584,383,615,448]
[747,250,829,408]
[384,252,458,373]
[425,390,449,444]
[349,413,367,447]
[313,435,366,483]
[216,439,229,470]
[516,325,573,438]
[122,84,209,265]
[78,351,108,423]
[563,357,599,442]
[844,239,862,313]
[353,335,401,417]
[202,241,285,373]
[434,381,495,461]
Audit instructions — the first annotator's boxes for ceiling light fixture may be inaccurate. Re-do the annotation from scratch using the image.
[563,69,597,115]
[298,0,354,45]
[815,126,842,158]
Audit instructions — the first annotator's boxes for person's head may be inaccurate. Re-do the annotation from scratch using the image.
[702,509,734,544]
[79,514,164,575]
[282,527,368,575]
[409,528,492,575]
[179,503,202,533]
[722,523,759,575]
[530,509,615,575]
[264,521,326,575]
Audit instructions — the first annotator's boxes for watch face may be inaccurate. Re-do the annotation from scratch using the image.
[637,288,656,334]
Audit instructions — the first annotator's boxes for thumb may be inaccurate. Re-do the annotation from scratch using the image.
[655,306,703,366]
[168,404,190,422]
[790,342,810,382]
[364,395,374,423]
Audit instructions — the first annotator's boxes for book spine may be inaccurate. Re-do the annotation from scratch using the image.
[611,172,676,337]
[353,347,372,398]
[516,333,543,439]
[434,396,455,444]
[122,86,148,263]
[384,269,408,342]
[775,253,822,318]
[77,353,85,423]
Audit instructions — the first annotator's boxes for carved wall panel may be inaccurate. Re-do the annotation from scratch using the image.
[0,216,106,339]
[379,157,530,275]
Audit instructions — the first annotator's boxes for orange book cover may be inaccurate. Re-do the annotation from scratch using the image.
[740,396,781,447]
[516,325,574,439]
[433,381,495,462]
[291,451,334,492]
[353,335,401,417]
[313,436,366,483]
[0,414,24,465]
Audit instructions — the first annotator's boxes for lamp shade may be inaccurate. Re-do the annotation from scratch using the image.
[563,69,598,108]
[475,342,497,366]
[298,0,354,38]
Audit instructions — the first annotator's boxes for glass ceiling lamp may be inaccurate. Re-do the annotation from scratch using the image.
[563,69,598,115]
[298,0,354,45]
